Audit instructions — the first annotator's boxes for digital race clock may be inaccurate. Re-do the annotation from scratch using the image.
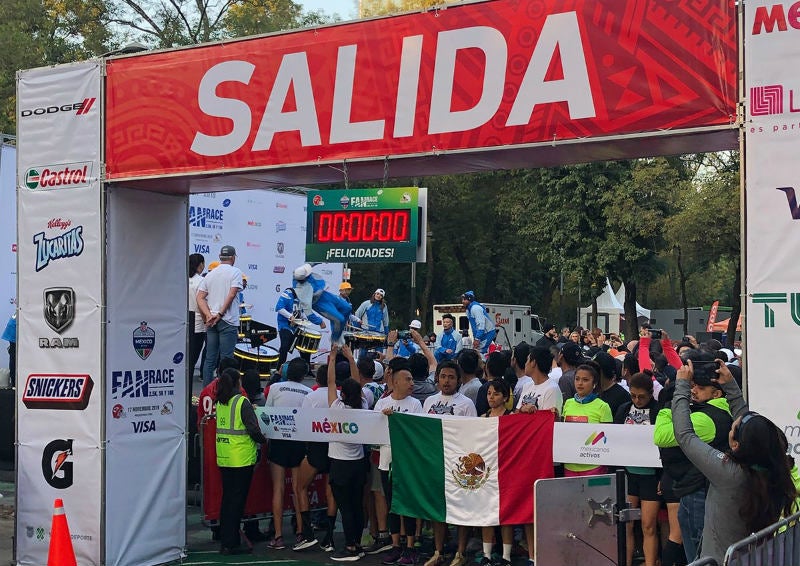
[305,187,427,263]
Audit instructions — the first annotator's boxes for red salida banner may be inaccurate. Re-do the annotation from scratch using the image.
[105,0,736,180]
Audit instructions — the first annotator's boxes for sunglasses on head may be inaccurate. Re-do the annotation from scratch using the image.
[734,411,760,442]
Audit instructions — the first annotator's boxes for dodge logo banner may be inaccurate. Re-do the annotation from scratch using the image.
[43,287,75,333]
[104,0,737,180]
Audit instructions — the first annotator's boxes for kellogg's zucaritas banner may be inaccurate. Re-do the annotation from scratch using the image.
[744,1,800,454]
[16,61,103,566]
[105,0,737,181]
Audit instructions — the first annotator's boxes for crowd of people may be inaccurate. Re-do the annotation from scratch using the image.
[191,248,798,566]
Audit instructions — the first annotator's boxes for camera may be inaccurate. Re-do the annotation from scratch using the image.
[397,330,412,341]
[649,328,663,340]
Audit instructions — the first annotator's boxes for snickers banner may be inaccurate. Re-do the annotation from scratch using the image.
[105,0,737,180]
[16,61,103,566]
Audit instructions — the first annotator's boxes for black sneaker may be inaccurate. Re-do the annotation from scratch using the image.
[365,536,393,555]
[382,546,404,564]
[320,533,335,553]
[293,535,318,551]
[331,547,365,562]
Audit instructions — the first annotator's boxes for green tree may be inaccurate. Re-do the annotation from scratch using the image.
[666,155,740,344]
[501,162,633,327]
[598,158,685,339]
[358,0,444,17]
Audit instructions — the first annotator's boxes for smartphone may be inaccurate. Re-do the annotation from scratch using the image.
[649,329,662,340]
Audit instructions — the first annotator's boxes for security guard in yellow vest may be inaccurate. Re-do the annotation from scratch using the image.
[215,368,267,555]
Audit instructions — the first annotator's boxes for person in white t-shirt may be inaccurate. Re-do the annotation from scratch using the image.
[297,366,339,552]
[374,363,423,565]
[327,344,370,562]
[196,245,243,386]
[265,358,312,550]
[516,346,563,417]
[423,361,476,566]
[188,253,206,381]
[423,361,478,416]
[514,346,561,565]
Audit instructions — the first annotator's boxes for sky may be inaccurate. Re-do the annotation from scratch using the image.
[299,0,358,19]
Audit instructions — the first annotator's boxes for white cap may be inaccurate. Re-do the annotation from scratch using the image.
[719,348,735,361]
[373,360,385,381]
[409,319,422,329]
[374,288,385,297]
[293,263,312,281]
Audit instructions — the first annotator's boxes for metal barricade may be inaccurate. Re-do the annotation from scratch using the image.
[686,510,800,566]
[724,511,800,566]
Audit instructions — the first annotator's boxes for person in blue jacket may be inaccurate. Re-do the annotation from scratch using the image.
[2,313,16,387]
[461,291,496,355]
[433,313,463,362]
[354,289,390,335]
[275,287,326,365]
[292,264,352,346]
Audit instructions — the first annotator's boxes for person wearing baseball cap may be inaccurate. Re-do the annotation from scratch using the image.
[291,264,352,345]
[338,281,353,305]
[396,320,423,358]
[460,290,496,354]
[196,245,244,386]
[355,288,390,335]
[557,342,586,404]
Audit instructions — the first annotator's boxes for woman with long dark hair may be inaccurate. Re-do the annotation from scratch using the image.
[215,367,267,555]
[327,343,368,561]
[188,253,206,381]
[673,359,797,563]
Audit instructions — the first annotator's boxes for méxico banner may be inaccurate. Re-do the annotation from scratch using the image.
[105,188,187,566]
[389,412,554,526]
[744,1,800,452]
[104,0,736,180]
[16,62,103,566]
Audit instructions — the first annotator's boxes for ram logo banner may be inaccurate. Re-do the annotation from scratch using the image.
[132,321,155,360]
[41,439,74,489]
[43,287,75,333]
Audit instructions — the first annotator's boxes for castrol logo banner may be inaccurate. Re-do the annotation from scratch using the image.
[105,0,736,179]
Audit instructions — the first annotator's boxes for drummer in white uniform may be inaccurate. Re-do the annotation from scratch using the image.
[275,287,326,366]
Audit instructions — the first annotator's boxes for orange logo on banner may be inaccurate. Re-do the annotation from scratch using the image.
[47,498,77,566]
[706,300,720,332]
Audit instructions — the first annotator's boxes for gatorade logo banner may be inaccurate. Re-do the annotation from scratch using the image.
[105,0,737,180]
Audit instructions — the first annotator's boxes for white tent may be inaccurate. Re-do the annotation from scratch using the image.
[578,279,650,333]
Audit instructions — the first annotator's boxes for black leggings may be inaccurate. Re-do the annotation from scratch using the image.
[381,469,416,536]
[329,458,367,547]
[278,328,310,366]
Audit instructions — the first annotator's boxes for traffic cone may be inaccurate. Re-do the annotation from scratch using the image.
[47,498,77,566]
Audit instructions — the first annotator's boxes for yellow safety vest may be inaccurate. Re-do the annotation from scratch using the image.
[215,394,257,467]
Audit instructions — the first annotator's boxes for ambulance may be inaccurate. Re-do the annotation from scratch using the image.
[431,303,545,349]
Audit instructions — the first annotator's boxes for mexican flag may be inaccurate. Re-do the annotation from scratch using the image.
[389,412,554,526]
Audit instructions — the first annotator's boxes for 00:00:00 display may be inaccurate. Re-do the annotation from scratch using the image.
[314,210,411,243]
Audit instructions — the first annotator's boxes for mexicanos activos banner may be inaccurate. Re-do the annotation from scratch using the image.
[257,408,662,468]
[105,0,736,180]
[744,1,800,454]
[16,61,103,566]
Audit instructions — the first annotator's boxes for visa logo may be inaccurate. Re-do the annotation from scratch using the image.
[194,244,210,254]
[133,420,156,433]
[248,264,258,270]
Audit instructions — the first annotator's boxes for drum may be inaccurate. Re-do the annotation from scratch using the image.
[292,324,322,354]
[233,343,279,379]
[238,315,253,341]
[344,330,386,350]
